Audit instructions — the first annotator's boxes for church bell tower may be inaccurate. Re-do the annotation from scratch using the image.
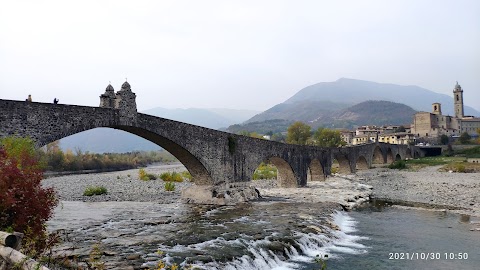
[453,81,464,118]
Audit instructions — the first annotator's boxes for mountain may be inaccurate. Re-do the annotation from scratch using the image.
[285,78,479,116]
[234,78,480,132]
[141,107,259,129]
[227,119,294,135]
[246,101,351,123]
[59,107,259,153]
[313,100,416,128]
[227,100,415,133]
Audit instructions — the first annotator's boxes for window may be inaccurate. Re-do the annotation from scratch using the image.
[456,95,459,101]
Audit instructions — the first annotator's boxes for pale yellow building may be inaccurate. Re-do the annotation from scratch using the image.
[351,132,415,145]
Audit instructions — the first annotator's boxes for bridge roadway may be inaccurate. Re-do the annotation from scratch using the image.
[0,98,424,190]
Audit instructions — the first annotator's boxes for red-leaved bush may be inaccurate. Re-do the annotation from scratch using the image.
[0,138,58,255]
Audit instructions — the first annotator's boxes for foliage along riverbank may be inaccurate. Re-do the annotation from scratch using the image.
[37,140,177,172]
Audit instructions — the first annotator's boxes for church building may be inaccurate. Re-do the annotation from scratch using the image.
[411,82,480,139]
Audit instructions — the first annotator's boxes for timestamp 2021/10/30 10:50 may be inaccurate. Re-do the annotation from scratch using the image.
[389,252,469,260]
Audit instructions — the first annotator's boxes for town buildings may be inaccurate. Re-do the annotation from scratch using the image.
[344,82,479,146]
[411,82,480,139]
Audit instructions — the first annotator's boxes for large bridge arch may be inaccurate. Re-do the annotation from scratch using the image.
[114,126,213,185]
[42,124,215,185]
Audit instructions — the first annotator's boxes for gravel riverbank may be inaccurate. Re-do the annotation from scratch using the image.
[356,165,480,217]
[43,163,373,209]
[42,163,480,217]
[42,163,192,202]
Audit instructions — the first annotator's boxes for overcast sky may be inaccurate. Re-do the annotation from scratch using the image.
[1,0,479,112]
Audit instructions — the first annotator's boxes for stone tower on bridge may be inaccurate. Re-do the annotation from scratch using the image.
[99,81,137,124]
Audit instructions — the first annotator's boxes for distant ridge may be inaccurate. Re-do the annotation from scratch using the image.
[239,78,479,131]
[228,100,415,132]
[284,78,479,116]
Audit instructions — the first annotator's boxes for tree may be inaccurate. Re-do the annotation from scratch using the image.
[439,134,449,145]
[286,122,311,145]
[271,132,286,142]
[0,136,58,256]
[459,132,471,144]
[313,127,346,147]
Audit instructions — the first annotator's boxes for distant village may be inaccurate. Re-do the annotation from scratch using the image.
[340,82,480,146]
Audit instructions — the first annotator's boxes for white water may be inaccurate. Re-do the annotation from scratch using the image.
[157,211,369,270]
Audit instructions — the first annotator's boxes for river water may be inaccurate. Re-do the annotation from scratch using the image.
[46,198,479,270]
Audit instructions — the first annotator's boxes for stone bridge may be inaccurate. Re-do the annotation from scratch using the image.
[0,82,424,203]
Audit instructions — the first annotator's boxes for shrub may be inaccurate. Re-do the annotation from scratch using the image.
[160,171,183,182]
[138,169,157,180]
[139,168,148,180]
[164,181,175,191]
[83,186,108,196]
[388,160,406,170]
[0,136,58,257]
[181,171,192,181]
[455,163,466,173]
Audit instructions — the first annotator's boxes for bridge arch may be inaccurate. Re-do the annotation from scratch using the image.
[254,156,297,188]
[356,155,369,170]
[116,126,213,185]
[332,154,351,175]
[45,125,214,185]
[372,146,384,165]
[395,153,402,161]
[307,158,325,182]
[406,150,412,159]
[386,148,394,163]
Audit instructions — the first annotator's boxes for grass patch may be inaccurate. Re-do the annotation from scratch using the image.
[164,181,175,191]
[253,162,277,180]
[440,162,480,173]
[454,145,480,158]
[388,160,406,170]
[139,168,157,180]
[404,156,465,166]
[400,155,480,172]
[83,186,107,196]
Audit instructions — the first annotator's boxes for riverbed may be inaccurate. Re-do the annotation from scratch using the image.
[43,164,480,269]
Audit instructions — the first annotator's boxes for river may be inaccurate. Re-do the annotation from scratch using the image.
[46,199,479,270]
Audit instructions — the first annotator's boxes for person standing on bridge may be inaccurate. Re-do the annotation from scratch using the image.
[53,98,59,104]
[26,94,32,102]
